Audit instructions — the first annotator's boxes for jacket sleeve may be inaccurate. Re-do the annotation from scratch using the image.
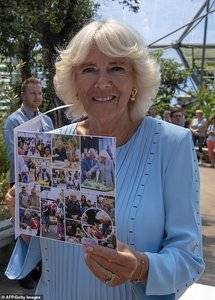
[144,131,205,296]
[5,236,42,279]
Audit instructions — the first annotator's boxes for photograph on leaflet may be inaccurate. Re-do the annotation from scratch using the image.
[17,131,52,158]
[52,134,81,169]
[19,208,40,236]
[18,182,40,211]
[80,135,115,195]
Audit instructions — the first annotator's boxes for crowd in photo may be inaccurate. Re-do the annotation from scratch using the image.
[149,107,215,167]
[19,208,40,236]
[41,198,65,240]
[35,165,52,188]
[66,170,80,190]
[82,208,112,240]
[18,157,52,188]
[97,195,115,222]
[52,169,80,190]
[65,193,96,220]
[65,219,86,244]
[17,133,52,158]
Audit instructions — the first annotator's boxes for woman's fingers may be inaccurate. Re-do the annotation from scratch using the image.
[85,254,125,287]
[88,253,135,281]
[86,244,136,267]
[84,243,137,284]
[85,253,113,282]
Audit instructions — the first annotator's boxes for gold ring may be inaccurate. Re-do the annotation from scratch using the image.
[105,273,118,286]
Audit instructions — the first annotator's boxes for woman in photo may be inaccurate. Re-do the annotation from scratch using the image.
[41,202,51,233]
[43,146,52,158]
[66,138,80,165]
[6,20,204,300]
[91,149,115,189]
[28,186,40,210]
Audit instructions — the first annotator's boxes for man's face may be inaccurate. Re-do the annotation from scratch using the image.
[22,83,43,111]
[171,112,183,126]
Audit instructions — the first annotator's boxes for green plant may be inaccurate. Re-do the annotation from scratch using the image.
[192,87,215,119]
[0,172,10,220]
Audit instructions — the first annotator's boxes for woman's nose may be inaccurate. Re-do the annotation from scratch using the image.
[94,71,112,89]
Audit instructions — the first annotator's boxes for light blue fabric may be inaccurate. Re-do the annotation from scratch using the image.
[5,117,205,299]
[3,104,54,183]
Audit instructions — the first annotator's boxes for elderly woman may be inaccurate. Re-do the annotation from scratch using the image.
[190,109,207,165]
[90,149,115,188]
[6,20,204,299]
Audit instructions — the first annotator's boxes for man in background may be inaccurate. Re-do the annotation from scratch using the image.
[4,77,54,186]
[3,77,54,289]
[170,108,184,126]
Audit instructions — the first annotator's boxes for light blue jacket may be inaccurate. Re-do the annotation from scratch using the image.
[6,117,205,299]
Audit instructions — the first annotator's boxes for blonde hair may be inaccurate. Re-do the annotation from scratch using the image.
[99,150,110,159]
[54,19,160,121]
[196,109,204,115]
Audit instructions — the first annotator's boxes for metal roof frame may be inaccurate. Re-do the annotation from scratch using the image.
[148,0,215,87]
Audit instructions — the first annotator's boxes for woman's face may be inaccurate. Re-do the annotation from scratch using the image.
[99,156,106,163]
[75,47,134,120]
[45,147,50,156]
[81,195,86,201]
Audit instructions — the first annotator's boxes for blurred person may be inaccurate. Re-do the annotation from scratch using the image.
[180,104,190,128]
[43,146,52,158]
[5,20,204,300]
[53,143,67,161]
[170,108,183,126]
[90,150,115,188]
[147,106,161,119]
[19,186,29,208]
[206,115,215,168]
[162,110,171,123]
[28,186,40,210]
[190,109,207,165]
[81,148,97,182]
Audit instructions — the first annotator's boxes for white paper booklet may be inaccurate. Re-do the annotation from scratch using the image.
[14,115,116,249]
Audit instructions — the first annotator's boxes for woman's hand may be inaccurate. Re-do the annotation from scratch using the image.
[84,241,148,287]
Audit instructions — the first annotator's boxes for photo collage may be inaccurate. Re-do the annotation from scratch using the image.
[15,131,116,248]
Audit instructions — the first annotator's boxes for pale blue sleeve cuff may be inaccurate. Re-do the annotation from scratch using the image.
[5,236,41,279]
[144,249,204,296]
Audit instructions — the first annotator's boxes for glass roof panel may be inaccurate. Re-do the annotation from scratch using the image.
[98,0,215,46]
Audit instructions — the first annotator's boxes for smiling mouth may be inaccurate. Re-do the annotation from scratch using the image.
[92,96,118,103]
